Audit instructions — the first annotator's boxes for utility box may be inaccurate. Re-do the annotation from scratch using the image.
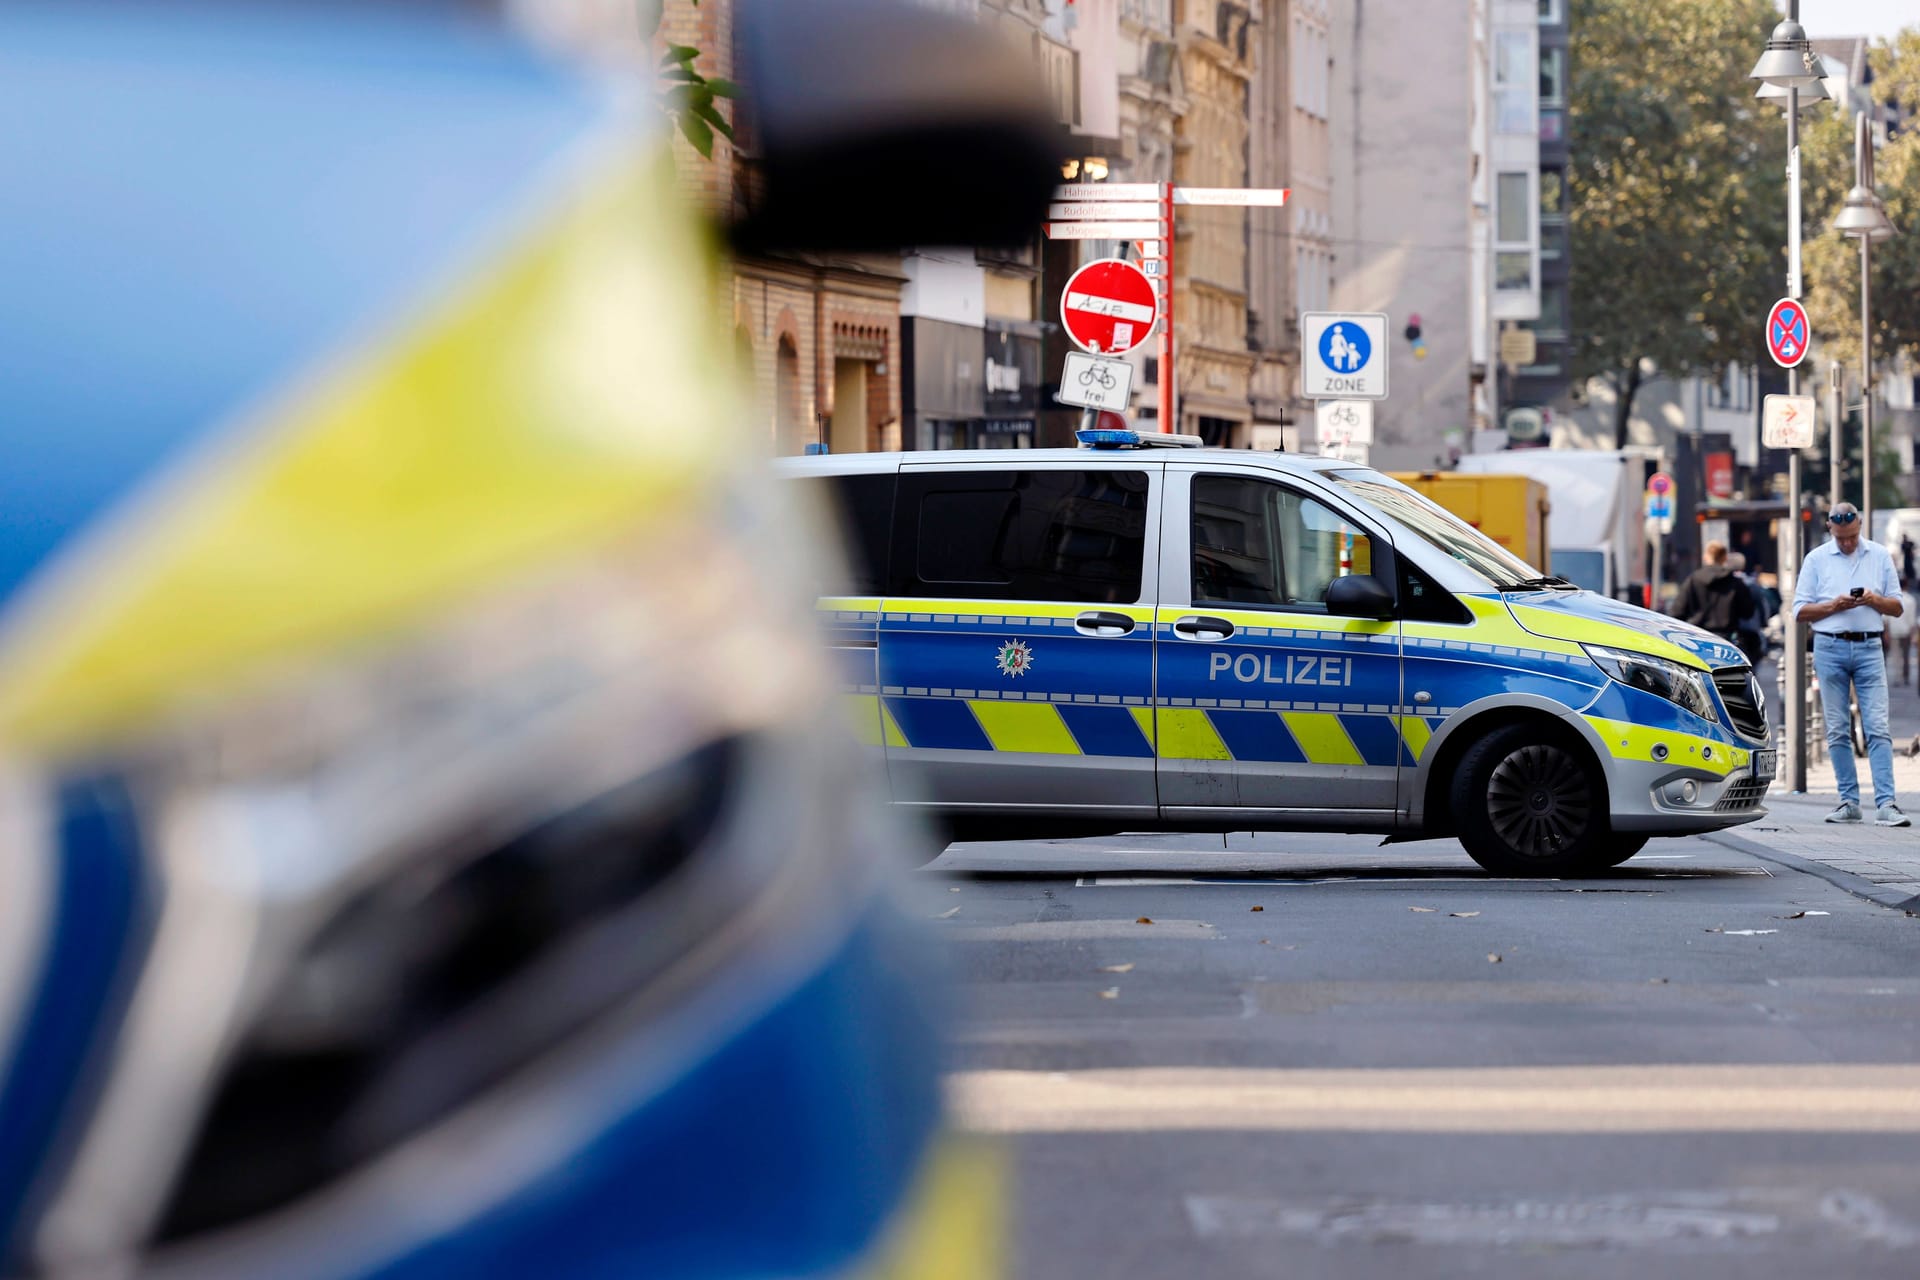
[1390,471,1551,573]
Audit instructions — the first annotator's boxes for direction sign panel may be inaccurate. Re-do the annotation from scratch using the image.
[1314,399,1375,445]
[1045,221,1165,240]
[1301,312,1389,400]
[1060,258,1158,356]
[1762,393,1816,448]
[1766,297,1811,368]
[1057,353,1135,411]
[1055,183,1163,201]
[1049,201,1165,220]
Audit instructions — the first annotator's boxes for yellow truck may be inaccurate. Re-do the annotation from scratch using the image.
[1390,471,1552,573]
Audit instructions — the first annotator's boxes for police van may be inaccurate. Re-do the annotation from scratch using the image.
[782,431,1773,876]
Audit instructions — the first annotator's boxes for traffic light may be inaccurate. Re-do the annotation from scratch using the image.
[1405,313,1428,361]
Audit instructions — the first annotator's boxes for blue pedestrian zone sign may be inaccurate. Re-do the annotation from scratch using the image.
[1301,312,1389,400]
[1318,321,1371,375]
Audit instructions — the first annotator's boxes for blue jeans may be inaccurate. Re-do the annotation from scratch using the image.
[1814,636,1897,808]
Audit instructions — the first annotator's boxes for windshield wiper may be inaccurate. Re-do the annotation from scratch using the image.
[1502,575,1577,591]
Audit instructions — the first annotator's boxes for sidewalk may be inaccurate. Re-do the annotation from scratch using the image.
[1698,655,1920,913]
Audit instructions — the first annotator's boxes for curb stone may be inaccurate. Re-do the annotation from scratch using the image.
[1700,828,1920,916]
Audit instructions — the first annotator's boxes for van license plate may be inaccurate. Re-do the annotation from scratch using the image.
[1753,750,1777,781]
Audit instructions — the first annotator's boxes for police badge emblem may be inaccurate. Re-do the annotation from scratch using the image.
[994,638,1034,678]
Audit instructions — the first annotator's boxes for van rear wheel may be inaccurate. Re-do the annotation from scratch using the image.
[1453,724,1608,877]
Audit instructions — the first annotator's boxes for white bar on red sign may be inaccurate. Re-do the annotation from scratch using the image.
[1048,202,1166,221]
[1064,292,1157,324]
[1054,183,1164,201]
[1172,187,1290,207]
[1044,221,1166,239]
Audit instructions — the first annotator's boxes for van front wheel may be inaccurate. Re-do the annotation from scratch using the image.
[1453,724,1607,877]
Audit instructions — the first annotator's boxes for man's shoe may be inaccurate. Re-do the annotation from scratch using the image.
[1826,802,1864,823]
[1876,805,1912,828]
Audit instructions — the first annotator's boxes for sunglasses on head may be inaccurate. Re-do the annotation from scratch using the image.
[1829,512,1858,526]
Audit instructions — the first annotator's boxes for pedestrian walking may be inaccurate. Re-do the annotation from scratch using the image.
[1674,540,1754,648]
[1793,502,1912,826]
[1726,552,1768,666]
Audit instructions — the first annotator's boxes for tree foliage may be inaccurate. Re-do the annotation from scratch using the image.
[640,0,735,158]
[1568,0,1786,444]
[1802,29,1920,373]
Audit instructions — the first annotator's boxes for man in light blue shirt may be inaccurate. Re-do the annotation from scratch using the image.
[1793,502,1910,825]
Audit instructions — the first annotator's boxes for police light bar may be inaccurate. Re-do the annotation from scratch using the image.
[1075,429,1204,449]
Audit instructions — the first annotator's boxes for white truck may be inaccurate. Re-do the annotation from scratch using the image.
[1457,449,1648,602]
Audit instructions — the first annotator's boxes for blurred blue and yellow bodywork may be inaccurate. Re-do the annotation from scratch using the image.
[0,3,987,1276]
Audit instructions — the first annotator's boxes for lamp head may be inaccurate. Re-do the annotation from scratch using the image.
[1833,185,1898,241]
[1749,19,1820,88]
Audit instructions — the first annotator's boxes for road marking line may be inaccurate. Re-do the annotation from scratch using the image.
[948,1065,1920,1133]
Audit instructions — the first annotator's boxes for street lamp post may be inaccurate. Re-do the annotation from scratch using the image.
[1750,5,1822,793]
[1833,113,1898,540]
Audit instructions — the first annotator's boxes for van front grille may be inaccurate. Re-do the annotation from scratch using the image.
[1712,668,1769,743]
[1715,777,1771,812]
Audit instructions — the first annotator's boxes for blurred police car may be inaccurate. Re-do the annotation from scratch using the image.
[0,1,1057,1276]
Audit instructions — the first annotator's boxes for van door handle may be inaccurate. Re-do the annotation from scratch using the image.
[1075,610,1136,637]
[1173,615,1235,641]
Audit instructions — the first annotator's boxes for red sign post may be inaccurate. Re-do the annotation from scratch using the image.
[1060,259,1158,356]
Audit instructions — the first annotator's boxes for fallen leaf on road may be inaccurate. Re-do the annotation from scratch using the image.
[1259,939,1270,945]
[1136,916,1154,925]
[1487,953,1503,964]
[1409,906,1436,913]
[934,906,960,920]
[1450,911,1480,918]
[1100,962,1135,974]
[1781,910,1830,919]
[1649,977,1669,984]
[1098,987,1120,1000]
[1251,905,1265,912]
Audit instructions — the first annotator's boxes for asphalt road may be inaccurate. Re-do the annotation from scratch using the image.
[918,831,1920,1279]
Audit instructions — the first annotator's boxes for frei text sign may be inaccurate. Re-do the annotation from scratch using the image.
[1762,394,1816,448]
[1301,312,1388,400]
[1314,399,1375,445]
[1057,353,1135,412]
[1060,258,1158,356]
[1765,297,1811,369]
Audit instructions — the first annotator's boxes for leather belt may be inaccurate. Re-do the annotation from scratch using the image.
[1816,630,1882,642]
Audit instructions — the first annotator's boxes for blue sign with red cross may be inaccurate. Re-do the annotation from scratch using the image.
[1765,297,1810,369]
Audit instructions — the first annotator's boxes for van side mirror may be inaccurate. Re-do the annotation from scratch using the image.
[1326,574,1395,620]
[730,0,1065,253]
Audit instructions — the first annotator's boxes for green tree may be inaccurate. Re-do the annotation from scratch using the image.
[1568,0,1787,445]
[1802,29,1920,372]
[641,0,736,159]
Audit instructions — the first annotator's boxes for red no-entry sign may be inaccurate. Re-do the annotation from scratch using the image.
[1766,297,1810,368]
[1060,258,1157,356]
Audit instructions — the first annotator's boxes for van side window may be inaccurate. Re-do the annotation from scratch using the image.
[1192,476,1374,613]
[1399,559,1472,624]
[795,473,894,595]
[893,469,1149,603]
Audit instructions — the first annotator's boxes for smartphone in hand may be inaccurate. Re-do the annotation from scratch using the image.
[1851,587,1866,598]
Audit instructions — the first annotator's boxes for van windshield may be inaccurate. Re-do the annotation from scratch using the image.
[1327,471,1551,591]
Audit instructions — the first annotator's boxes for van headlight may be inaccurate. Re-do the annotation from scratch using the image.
[1583,644,1718,722]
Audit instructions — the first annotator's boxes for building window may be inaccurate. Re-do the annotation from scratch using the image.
[1539,47,1564,104]
[1494,31,1536,136]
[1496,252,1533,292]
[1538,0,1563,22]
[1539,168,1567,220]
[1537,287,1569,337]
[1539,109,1566,143]
[1706,365,1755,413]
[1497,173,1531,243]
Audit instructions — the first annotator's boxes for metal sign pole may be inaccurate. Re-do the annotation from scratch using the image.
[1159,182,1174,434]
[1862,228,1875,538]
[1783,80,1807,793]
[1829,361,1843,506]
